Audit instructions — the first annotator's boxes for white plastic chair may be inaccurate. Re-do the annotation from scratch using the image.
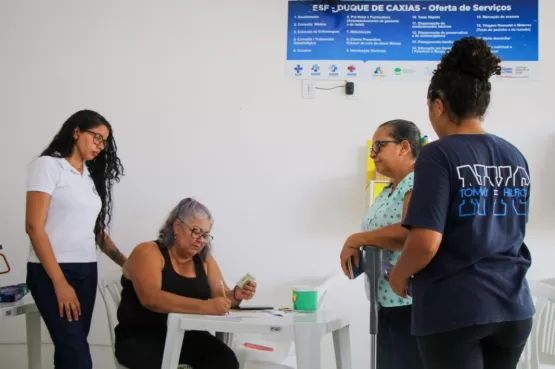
[98,270,130,369]
[519,279,555,369]
[232,273,344,369]
[536,279,555,368]
[99,270,194,369]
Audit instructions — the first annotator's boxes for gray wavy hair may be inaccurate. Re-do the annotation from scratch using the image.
[157,197,213,260]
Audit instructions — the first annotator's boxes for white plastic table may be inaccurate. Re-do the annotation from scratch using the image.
[161,309,352,369]
[0,296,42,369]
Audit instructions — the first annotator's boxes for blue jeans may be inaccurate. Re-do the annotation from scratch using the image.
[377,304,423,369]
[27,262,98,369]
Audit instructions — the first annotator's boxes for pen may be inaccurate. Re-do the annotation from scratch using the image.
[263,310,284,318]
[220,280,228,315]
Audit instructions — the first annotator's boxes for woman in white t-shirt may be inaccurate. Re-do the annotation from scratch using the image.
[25,110,126,369]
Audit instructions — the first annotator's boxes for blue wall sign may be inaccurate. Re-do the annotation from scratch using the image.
[286,1,538,81]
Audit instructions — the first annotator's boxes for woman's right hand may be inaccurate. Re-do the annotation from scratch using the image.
[204,297,231,315]
[53,280,81,321]
[340,234,363,277]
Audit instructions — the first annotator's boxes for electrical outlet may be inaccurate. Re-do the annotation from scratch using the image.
[302,80,316,99]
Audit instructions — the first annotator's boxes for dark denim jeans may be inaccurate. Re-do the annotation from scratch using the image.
[27,262,98,369]
[377,304,424,369]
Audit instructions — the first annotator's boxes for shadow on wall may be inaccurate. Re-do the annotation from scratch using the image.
[527,132,554,231]
[292,146,368,239]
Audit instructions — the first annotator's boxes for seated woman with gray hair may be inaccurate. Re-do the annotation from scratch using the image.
[114,198,257,369]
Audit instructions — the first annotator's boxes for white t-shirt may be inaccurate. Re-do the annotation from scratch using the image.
[26,156,102,263]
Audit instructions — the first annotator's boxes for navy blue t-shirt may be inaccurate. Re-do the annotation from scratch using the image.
[403,133,535,336]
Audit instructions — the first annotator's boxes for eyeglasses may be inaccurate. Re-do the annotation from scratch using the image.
[84,130,108,148]
[371,140,400,155]
[180,220,214,243]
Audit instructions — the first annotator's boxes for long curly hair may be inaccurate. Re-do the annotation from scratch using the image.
[40,110,124,237]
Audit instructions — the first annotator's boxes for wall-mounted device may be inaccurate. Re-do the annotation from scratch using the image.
[301,80,357,100]
[345,82,355,95]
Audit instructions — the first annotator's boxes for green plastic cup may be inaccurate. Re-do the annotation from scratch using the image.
[292,285,318,312]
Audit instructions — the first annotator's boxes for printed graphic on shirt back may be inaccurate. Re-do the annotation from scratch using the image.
[456,165,530,217]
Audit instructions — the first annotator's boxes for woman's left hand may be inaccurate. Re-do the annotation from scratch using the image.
[389,266,409,298]
[234,280,257,300]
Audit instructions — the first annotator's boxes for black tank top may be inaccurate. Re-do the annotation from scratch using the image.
[115,241,211,335]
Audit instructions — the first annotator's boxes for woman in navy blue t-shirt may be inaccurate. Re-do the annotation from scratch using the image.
[389,36,534,369]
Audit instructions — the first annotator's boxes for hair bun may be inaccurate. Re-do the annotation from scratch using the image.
[436,37,501,80]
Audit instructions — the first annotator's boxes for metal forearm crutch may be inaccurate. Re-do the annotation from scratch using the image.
[362,246,383,369]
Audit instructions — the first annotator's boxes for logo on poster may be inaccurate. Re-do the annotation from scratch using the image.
[495,65,531,80]
[311,64,321,76]
[501,67,513,75]
[373,67,385,78]
[294,64,303,77]
[394,67,416,76]
[328,64,339,76]
[347,65,357,76]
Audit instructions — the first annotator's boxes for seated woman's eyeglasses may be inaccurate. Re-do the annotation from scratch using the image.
[180,220,214,242]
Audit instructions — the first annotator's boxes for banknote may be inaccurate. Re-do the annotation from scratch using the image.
[237,273,256,288]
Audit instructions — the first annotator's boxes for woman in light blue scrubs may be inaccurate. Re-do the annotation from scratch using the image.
[340,119,425,369]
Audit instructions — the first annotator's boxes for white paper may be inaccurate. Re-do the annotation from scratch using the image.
[199,310,283,320]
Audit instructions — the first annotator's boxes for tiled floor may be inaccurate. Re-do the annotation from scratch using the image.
[0,343,115,369]
[0,331,370,369]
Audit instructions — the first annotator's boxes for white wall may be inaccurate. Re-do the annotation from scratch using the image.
[0,1,553,368]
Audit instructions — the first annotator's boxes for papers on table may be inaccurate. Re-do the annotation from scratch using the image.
[200,309,285,320]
